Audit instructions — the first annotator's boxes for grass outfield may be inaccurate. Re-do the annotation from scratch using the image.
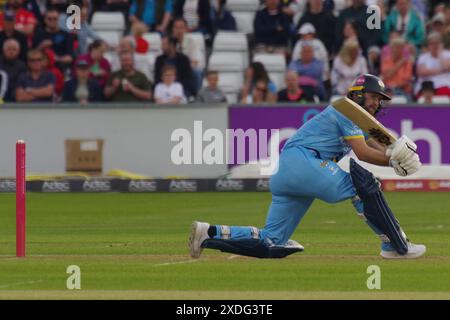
[0,192,449,300]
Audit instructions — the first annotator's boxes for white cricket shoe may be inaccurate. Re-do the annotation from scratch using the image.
[380,242,426,259]
[189,221,210,259]
[284,239,305,251]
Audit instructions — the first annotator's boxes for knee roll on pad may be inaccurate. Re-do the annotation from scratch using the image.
[202,238,302,259]
[350,159,408,255]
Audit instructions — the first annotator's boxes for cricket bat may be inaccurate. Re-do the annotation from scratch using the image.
[332,97,397,146]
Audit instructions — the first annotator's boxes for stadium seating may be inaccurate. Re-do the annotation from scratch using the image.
[187,32,206,70]
[209,52,245,72]
[227,0,259,34]
[226,0,260,11]
[91,12,125,48]
[143,32,163,56]
[134,54,154,82]
[212,32,249,68]
[91,12,126,33]
[95,30,122,48]
[232,11,256,34]
[431,96,450,104]
[208,52,245,103]
[330,95,343,103]
[390,95,408,104]
[418,95,450,104]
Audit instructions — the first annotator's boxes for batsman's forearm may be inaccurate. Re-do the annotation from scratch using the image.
[359,147,390,166]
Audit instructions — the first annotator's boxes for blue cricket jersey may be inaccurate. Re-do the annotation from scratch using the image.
[283,105,367,162]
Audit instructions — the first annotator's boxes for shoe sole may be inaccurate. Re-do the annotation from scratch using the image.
[189,222,202,259]
[380,247,426,259]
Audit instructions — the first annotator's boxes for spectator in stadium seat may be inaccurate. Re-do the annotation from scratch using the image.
[428,12,446,39]
[130,0,173,33]
[417,81,435,104]
[0,0,37,41]
[254,0,291,55]
[336,0,381,57]
[131,21,150,54]
[240,62,277,104]
[76,40,111,89]
[0,10,28,62]
[42,48,64,97]
[196,70,227,103]
[0,38,27,102]
[295,0,336,57]
[383,0,425,51]
[154,64,187,104]
[110,36,152,81]
[211,0,237,35]
[33,8,73,73]
[22,0,44,27]
[335,20,360,54]
[381,31,414,63]
[59,5,103,55]
[288,43,325,100]
[174,0,212,38]
[331,39,368,96]
[62,58,103,103]
[104,51,152,102]
[380,37,413,101]
[241,79,276,104]
[171,17,204,92]
[292,23,329,83]
[277,71,316,103]
[15,48,55,102]
[154,36,197,99]
[415,32,450,98]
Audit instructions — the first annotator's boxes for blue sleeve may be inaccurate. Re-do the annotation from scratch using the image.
[268,81,277,94]
[129,0,137,15]
[165,0,173,13]
[334,109,364,139]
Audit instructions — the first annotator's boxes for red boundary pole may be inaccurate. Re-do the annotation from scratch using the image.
[16,140,26,258]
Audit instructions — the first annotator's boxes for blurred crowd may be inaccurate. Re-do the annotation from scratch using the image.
[0,0,449,105]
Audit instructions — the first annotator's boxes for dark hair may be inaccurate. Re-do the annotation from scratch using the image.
[88,40,103,52]
[45,7,59,15]
[172,17,188,26]
[206,70,219,77]
[251,62,270,83]
[27,48,43,59]
[168,36,178,47]
[162,34,178,45]
[421,81,435,92]
[162,64,177,75]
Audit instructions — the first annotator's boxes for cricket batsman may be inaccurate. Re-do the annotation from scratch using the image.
[189,74,425,260]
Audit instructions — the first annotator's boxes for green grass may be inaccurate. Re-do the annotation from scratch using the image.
[0,192,449,299]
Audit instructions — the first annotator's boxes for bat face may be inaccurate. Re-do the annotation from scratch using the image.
[332,97,397,146]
